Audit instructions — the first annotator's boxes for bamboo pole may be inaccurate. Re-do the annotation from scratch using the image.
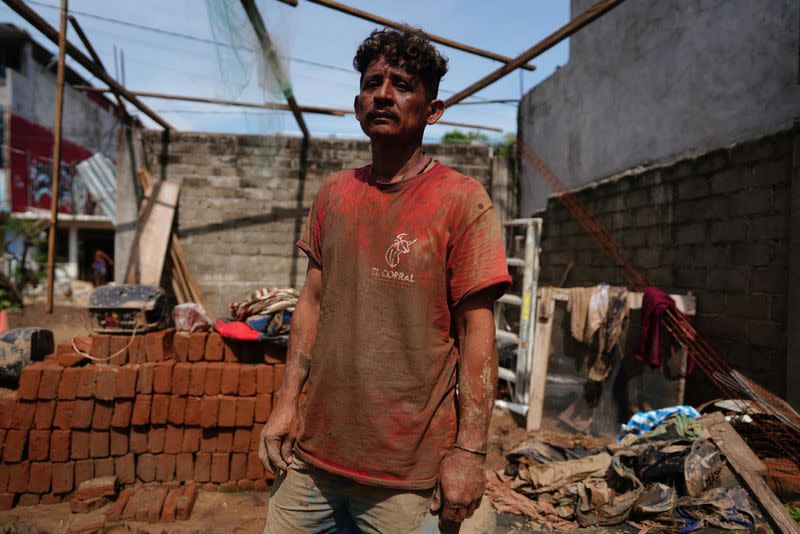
[45,0,68,314]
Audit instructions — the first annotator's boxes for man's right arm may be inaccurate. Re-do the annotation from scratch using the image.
[259,259,322,472]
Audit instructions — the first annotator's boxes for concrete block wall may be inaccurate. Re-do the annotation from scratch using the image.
[140,132,493,316]
[535,129,795,401]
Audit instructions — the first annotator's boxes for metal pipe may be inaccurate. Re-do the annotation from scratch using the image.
[305,0,536,72]
[45,0,68,314]
[444,0,627,107]
[240,0,310,138]
[2,0,172,129]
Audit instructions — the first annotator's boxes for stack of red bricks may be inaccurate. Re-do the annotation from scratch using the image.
[0,328,284,511]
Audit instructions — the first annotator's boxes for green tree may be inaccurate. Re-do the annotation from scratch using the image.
[441,130,490,144]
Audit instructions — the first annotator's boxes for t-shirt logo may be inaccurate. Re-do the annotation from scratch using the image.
[385,233,417,268]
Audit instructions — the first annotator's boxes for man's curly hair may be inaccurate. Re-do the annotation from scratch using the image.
[353,28,449,100]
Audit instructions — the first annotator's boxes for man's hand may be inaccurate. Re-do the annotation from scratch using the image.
[430,448,486,526]
[259,395,298,473]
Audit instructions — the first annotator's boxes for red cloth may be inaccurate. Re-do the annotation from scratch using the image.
[294,163,511,490]
[214,319,261,342]
[635,287,693,372]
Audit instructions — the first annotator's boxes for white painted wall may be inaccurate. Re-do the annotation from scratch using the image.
[520,0,800,213]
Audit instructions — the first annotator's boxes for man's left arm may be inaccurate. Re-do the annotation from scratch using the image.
[432,287,498,525]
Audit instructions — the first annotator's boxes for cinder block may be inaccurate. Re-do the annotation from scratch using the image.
[89,431,109,458]
[147,426,166,453]
[205,333,224,361]
[194,452,211,482]
[218,396,237,427]
[71,399,94,429]
[4,429,28,462]
[220,364,239,395]
[200,397,219,428]
[255,365,273,394]
[38,366,62,400]
[153,360,175,394]
[94,366,118,401]
[33,400,56,429]
[110,429,129,456]
[205,363,223,395]
[92,401,113,430]
[71,431,90,460]
[151,394,170,425]
[51,461,74,494]
[255,394,271,423]
[168,396,186,425]
[188,332,208,362]
[50,429,71,462]
[11,400,36,429]
[236,397,255,427]
[90,335,111,360]
[115,453,135,485]
[211,453,229,483]
[172,363,191,395]
[131,395,152,426]
[184,397,202,426]
[164,426,183,454]
[28,429,50,461]
[115,366,138,398]
[233,428,250,453]
[156,454,176,482]
[188,363,207,396]
[18,365,42,400]
[111,400,133,428]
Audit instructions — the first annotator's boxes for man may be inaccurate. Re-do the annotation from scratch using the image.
[260,28,511,533]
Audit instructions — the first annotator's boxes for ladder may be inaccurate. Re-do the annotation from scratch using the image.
[495,218,543,415]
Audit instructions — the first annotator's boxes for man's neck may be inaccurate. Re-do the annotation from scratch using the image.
[371,141,425,184]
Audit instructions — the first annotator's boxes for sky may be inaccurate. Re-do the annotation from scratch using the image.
[0,0,572,143]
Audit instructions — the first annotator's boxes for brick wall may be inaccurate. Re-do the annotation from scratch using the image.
[141,132,494,316]
[535,128,795,402]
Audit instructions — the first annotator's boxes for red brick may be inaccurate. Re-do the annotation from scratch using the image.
[18,493,40,506]
[4,429,28,462]
[211,453,229,482]
[200,396,220,428]
[18,365,42,400]
[238,367,257,397]
[51,461,74,494]
[194,452,211,482]
[233,428,251,453]
[129,427,148,454]
[136,362,155,394]
[90,335,110,360]
[176,484,198,520]
[188,332,208,362]
[92,400,113,430]
[161,486,181,522]
[144,328,174,362]
[151,394,169,425]
[110,429,129,456]
[238,479,254,490]
[224,340,243,362]
[153,360,175,393]
[165,396,185,425]
[156,454,176,482]
[165,425,183,454]
[184,396,202,426]
[76,474,117,500]
[74,335,92,355]
[182,428,202,452]
[74,459,94,486]
[53,400,74,429]
[254,394,272,423]
[90,431,109,458]
[115,453,135,484]
[76,366,97,398]
[205,363,223,395]
[172,362,191,395]
[0,493,15,510]
[202,482,218,491]
[107,486,134,520]
[250,424,264,452]
[94,365,118,401]
[188,363,207,396]
[33,400,56,429]
[50,429,71,462]
[175,453,194,482]
[94,457,115,477]
[11,400,36,429]
[131,395,152,425]
[173,332,190,362]
[220,364,239,395]
[41,493,62,505]
[273,364,285,392]
[147,426,166,453]
[200,429,217,452]
[255,365,273,394]
[230,453,247,481]
[218,396,237,427]
[0,395,15,428]
[115,365,138,398]
[108,335,129,365]
[57,367,80,400]
[8,461,30,492]
[236,397,255,427]
[216,430,233,452]
[38,366,62,400]
[71,430,90,459]
[28,429,50,461]
[264,343,286,364]
[0,430,4,463]
[247,452,265,479]
[71,398,94,429]
[128,336,145,364]
[56,351,83,368]
[205,332,224,361]
[111,400,133,428]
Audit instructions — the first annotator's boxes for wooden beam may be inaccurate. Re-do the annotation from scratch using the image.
[305,0,536,72]
[444,0,627,107]
[75,86,504,132]
[3,0,172,129]
[240,0,310,138]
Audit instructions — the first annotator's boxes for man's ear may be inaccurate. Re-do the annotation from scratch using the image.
[354,95,361,121]
[427,99,445,125]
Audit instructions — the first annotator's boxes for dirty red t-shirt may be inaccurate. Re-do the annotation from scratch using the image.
[294,162,511,490]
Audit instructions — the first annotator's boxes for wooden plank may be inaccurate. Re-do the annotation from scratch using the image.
[700,413,797,534]
[526,287,555,431]
[126,180,180,286]
[550,287,696,315]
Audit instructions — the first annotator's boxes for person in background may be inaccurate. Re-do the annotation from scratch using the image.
[91,249,113,287]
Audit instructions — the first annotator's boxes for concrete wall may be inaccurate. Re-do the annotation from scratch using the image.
[536,128,796,403]
[133,132,495,316]
[520,0,800,213]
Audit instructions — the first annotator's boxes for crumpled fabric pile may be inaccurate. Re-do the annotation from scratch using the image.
[215,288,299,345]
[486,414,759,532]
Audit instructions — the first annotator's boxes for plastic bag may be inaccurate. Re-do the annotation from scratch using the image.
[172,303,212,333]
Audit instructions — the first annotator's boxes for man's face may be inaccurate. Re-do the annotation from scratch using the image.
[354,56,443,142]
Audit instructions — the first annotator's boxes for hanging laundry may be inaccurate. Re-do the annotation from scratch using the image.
[635,287,694,372]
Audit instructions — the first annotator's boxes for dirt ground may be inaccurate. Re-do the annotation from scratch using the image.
[7,302,94,347]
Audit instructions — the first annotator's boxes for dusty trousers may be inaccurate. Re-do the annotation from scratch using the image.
[264,458,450,533]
